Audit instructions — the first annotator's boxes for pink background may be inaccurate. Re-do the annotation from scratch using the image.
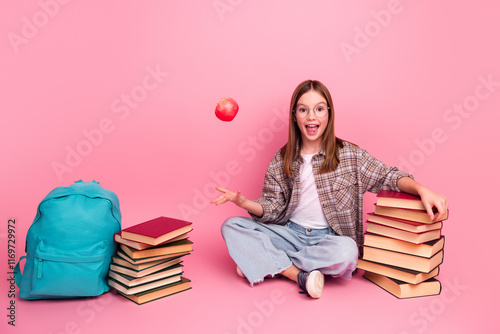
[1,1,499,333]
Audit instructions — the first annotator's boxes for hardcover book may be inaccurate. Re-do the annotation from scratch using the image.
[115,232,189,250]
[108,274,182,295]
[120,239,193,260]
[116,249,191,265]
[121,216,193,246]
[357,259,440,284]
[363,271,442,299]
[112,255,176,271]
[367,213,442,233]
[374,205,448,224]
[376,190,426,211]
[366,222,442,244]
[117,277,192,305]
[364,233,445,258]
[109,264,183,288]
[362,246,444,273]
[109,257,183,278]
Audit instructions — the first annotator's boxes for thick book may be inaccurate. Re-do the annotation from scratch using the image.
[108,274,182,295]
[362,246,444,273]
[364,233,445,258]
[109,257,183,278]
[118,277,192,305]
[120,239,193,260]
[366,222,442,244]
[116,249,191,265]
[376,190,426,211]
[109,264,184,287]
[367,213,442,233]
[121,216,193,246]
[115,232,189,250]
[363,271,442,299]
[374,205,448,224]
[357,258,440,284]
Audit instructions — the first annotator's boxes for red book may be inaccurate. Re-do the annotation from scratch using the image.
[121,217,193,246]
[376,190,426,211]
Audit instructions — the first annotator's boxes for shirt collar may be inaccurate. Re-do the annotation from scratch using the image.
[295,146,325,163]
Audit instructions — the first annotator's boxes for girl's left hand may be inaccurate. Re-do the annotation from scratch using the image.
[418,187,449,222]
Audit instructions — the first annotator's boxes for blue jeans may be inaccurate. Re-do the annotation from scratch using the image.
[221,216,358,286]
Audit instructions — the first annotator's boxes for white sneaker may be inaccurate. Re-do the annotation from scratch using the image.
[298,270,324,298]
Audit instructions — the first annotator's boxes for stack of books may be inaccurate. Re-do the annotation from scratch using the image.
[108,216,193,304]
[358,190,448,299]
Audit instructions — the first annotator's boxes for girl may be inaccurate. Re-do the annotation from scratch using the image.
[211,80,448,298]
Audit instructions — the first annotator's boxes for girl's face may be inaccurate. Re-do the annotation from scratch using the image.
[294,90,329,150]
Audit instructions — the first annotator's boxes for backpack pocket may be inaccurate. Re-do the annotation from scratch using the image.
[31,239,109,297]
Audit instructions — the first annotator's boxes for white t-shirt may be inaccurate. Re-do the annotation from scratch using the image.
[289,153,330,229]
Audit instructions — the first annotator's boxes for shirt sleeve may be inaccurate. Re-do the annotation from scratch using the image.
[250,154,289,223]
[358,148,414,194]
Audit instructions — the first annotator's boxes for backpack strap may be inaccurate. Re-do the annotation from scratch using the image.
[13,256,26,288]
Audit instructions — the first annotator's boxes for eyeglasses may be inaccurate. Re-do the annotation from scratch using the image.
[293,104,330,119]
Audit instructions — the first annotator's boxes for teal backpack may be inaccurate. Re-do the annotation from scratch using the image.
[14,181,121,299]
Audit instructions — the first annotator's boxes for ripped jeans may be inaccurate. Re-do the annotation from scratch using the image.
[221,216,358,285]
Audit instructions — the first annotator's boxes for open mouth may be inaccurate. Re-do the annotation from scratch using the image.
[305,124,319,135]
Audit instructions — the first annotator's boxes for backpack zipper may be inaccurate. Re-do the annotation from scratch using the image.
[37,259,43,278]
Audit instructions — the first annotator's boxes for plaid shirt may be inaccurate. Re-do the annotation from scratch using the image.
[250,141,413,248]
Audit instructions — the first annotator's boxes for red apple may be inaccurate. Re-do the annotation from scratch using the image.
[215,97,239,122]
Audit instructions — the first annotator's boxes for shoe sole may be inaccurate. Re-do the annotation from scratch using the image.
[306,270,324,298]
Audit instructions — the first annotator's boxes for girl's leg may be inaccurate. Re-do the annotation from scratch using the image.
[221,217,327,298]
[288,231,359,280]
[280,264,301,282]
[221,217,301,286]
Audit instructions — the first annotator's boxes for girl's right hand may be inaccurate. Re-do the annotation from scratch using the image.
[211,186,247,207]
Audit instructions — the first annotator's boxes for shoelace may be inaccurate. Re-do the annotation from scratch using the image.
[297,271,310,296]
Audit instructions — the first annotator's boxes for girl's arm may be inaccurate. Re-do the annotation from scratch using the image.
[396,176,449,222]
[211,187,264,218]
